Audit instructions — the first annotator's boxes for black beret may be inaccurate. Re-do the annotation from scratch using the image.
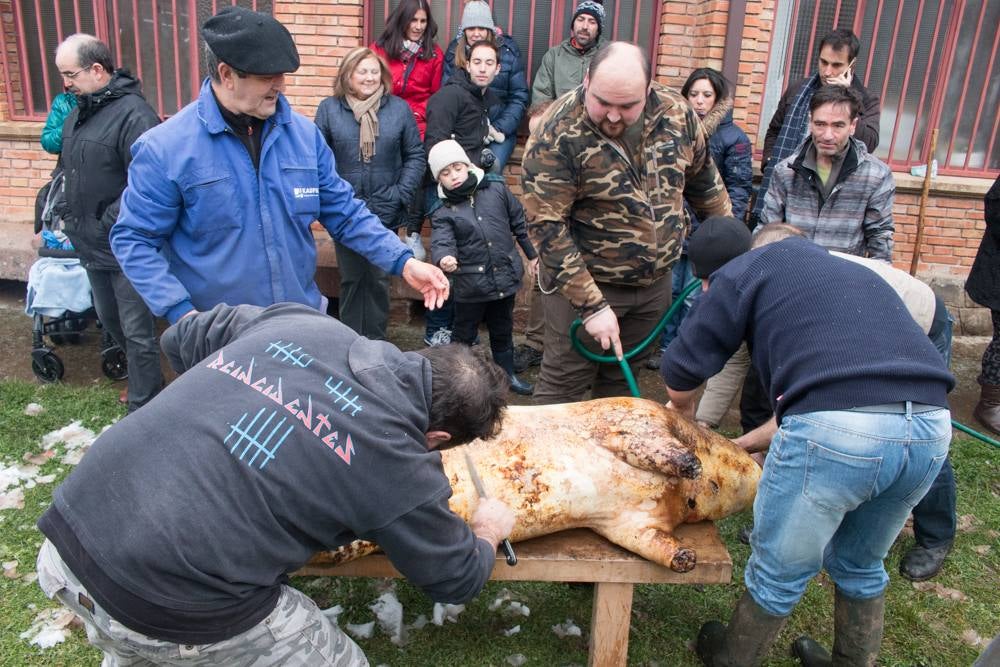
[688,215,753,279]
[202,6,300,75]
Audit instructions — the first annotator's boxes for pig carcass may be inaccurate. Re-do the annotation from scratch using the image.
[326,397,760,572]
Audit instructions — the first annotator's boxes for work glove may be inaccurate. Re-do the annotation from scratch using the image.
[486,121,505,145]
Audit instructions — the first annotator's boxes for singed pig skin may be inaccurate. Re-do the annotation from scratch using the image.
[325,397,760,572]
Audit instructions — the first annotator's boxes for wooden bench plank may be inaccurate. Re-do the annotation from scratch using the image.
[295,523,731,667]
[296,522,731,584]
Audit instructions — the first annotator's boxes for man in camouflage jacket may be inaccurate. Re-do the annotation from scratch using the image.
[521,42,731,403]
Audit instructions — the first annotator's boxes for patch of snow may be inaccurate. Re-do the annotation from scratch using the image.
[0,464,40,492]
[19,608,77,649]
[322,605,344,624]
[42,421,97,451]
[24,403,44,416]
[345,621,375,639]
[0,488,25,510]
[553,619,582,638]
[432,602,465,626]
[505,654,527,666]
[407,614,428,631]
[370,591,406,646]
[502,625,521,636]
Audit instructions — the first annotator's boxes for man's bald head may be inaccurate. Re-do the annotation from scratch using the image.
[587,42,651,86]
[55,34,114,95]
[583,42,651,138]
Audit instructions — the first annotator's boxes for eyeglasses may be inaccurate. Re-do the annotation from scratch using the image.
[60,65,92,80]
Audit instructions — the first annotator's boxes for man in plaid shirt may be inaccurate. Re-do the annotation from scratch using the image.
[758,85,894,262]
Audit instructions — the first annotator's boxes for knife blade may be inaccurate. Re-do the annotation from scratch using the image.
[464,452,517,566]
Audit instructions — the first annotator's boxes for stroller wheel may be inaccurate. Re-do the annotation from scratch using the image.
[32,351,65,383]
[101,346,128,381]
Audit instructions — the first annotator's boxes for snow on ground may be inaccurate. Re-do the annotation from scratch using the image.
[19,608,77,648]
[8,414,112,650]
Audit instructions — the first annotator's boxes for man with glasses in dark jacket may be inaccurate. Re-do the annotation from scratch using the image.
[55,34,163,412]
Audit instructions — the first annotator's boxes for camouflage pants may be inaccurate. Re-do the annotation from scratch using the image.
[36,540,368,666]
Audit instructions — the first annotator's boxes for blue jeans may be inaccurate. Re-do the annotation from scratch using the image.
[746,406,951,616]
[489,134,517,172]
[658,255,697,349]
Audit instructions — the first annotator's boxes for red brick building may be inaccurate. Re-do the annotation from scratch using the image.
[1,0,996,332]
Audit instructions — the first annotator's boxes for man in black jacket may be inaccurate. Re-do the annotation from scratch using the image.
[37,302,515,665]
[55,34,162,411]
[424,41,501,170]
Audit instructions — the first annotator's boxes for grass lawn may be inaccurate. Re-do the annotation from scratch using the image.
[1,378,997,666]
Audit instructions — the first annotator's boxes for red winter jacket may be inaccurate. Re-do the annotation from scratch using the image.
[371,43,443,139]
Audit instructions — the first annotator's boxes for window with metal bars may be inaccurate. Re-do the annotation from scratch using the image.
[0,0,271,121]
[763,0,999,177]
[365,0,660,85]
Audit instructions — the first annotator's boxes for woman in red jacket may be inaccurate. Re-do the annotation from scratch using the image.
[372,0,445,255]
[371,0,443,139]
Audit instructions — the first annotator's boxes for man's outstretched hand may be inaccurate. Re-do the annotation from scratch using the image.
[402,258,450,310]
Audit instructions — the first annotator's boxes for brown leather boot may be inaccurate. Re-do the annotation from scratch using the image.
[974,383,1000,435]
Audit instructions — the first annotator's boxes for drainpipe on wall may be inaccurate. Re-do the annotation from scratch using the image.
[722,0,748,89]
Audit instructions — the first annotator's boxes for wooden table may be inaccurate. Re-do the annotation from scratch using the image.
[297,522,732,667]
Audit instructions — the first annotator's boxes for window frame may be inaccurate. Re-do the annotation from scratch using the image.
[759,0,999,178]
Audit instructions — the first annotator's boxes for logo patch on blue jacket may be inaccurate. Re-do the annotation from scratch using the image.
[293,187,319,199]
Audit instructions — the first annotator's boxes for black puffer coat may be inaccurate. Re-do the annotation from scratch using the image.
[965,174,1000,311]
[423,70,499,169]
[430,177,537,303]
[61,69,159,270]
[314,94,425,230]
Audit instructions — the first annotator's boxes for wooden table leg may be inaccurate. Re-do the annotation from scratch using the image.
[588,582,634,667]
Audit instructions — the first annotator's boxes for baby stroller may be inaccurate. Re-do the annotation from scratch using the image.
[26,168,126,383]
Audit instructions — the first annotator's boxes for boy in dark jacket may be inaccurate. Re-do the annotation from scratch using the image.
[428,140,537,395]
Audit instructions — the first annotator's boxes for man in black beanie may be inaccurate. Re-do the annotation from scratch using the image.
[660,216,953,666]
[112,6,449,326]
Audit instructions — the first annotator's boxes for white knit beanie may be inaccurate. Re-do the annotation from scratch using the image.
[428,140,472,180]
[460,1,495,32]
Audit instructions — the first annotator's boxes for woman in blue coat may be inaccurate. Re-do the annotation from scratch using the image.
[648,67,753,368]
[315,47,426,340]
[442,0,528,172]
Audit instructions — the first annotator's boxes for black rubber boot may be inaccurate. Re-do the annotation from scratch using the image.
[792,589,885,667]
[696,591,788,666]
[973,383,1000,435]
[900,542,952,581]
[493,348,533,396]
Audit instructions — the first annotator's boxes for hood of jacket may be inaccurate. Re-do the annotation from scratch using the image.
[444,68,501,107]
[75,69,144,124]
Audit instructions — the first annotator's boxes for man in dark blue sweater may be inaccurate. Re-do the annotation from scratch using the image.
[36,303,515,665]
[660,217,954,666]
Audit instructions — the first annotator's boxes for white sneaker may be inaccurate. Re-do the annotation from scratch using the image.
[424,328,452,346]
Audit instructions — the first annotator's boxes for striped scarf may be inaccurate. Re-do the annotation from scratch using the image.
[751,74,820,224]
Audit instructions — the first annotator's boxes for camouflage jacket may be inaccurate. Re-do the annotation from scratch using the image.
[521,83,731,316]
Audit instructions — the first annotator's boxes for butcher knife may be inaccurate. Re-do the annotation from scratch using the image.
[464,452,517,566]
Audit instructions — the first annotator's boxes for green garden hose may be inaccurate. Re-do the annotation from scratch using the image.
[568,279,1000,449]
[569,279,701,397]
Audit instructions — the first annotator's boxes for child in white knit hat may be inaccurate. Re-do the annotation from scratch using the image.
[427,139,538,395]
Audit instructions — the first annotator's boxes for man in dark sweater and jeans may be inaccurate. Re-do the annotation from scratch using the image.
[36,302,514,665]
[660,217,953,666]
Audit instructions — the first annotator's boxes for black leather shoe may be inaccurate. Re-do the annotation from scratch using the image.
[900,543,951,581]
[512,344,543,373]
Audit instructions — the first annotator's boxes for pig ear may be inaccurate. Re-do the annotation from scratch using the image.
[426,431,452,450]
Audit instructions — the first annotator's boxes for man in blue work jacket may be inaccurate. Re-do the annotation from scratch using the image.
[112,6,448,324]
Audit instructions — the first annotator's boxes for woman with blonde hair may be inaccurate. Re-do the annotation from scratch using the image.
[315,47,425,340]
